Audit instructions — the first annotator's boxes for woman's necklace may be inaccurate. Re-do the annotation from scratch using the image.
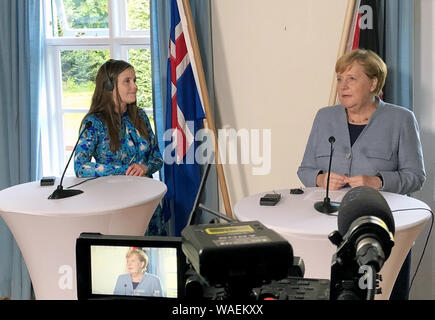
[346,99,378,124]
[131,273,143,282]
[346,109,370,124]
[348,117,369,124]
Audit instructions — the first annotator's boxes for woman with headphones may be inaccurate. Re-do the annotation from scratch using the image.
[74,59,165,235]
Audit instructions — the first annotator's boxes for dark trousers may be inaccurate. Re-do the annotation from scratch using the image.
[389,251,411,300]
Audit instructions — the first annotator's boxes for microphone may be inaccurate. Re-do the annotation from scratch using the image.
[337,186,395,271]
[314,136,340,214]
[329,186,395,300]
[186,153,236,227]
[48,121,93,200]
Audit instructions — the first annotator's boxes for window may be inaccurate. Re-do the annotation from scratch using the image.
[42,0,152,177]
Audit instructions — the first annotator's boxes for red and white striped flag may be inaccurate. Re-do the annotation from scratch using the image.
[163,0,206,236]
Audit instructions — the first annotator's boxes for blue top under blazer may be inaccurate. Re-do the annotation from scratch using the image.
[113,273,163,297]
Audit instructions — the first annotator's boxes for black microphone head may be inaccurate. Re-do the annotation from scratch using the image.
[338,186,395,236]
[328,136,335,144]
[85,121,92,129]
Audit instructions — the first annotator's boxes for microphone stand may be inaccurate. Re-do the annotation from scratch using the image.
[314,136,340,214]
[198,203,234,223]
[48,121,92,200]
[186,154,236,226]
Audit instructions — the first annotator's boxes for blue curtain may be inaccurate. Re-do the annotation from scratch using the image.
[380,0,414,110]
[0,0,44,299]
[150,0,171,175]
[376,0,414,300]
[151,0,218,232]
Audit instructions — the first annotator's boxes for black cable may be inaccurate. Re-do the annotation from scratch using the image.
[390,207,434,293]
[66,177,99,189]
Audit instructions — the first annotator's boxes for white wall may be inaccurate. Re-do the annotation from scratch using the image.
[211,0,348,206]
[411,0,435,300]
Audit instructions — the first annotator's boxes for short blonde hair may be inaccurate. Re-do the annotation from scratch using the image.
[335,49,387,97]
[126,249,148,271]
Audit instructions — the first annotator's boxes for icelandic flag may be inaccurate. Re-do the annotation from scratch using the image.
[163,0,206,236]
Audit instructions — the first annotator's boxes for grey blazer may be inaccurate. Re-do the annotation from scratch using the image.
[297,100,426,195]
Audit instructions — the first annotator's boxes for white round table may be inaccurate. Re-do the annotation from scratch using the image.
[0,175,167,300]
[234,187,432,299]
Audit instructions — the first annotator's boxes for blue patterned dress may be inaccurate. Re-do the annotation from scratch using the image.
[74,108,166,235]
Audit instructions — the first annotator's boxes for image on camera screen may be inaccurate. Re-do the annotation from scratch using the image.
[90,245,178,298]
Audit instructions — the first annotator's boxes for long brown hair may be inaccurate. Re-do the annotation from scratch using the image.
[82,59,149,152]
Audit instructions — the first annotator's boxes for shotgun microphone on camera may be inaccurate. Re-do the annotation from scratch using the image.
[329,186,395,300]
[337,186,395,272]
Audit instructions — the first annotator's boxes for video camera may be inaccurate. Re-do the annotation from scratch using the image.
[75,162,330,300]
[180,220,330,300]
[75,221,330,300]
[76,207,392,301]
[76,161,394,301]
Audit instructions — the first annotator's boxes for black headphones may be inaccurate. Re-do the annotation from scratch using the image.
[103,59,115,91]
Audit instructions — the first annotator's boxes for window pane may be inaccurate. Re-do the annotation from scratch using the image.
[60,49,109,175]
[63,112,87,175]
[53,0,109,37]
[128,49,152,109]
[63,113,87,151]
[61,49,110,110]
[127,0,150,30]
[127,48,154,130]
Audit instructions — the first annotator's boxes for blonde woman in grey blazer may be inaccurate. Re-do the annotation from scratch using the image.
[298,50,425,300]
[297,49,425,195]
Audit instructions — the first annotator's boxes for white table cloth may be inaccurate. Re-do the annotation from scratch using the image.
[234,187,431,299]
[0,175,167,300]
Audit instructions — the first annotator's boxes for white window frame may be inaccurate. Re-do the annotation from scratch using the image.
[42,0,151,176]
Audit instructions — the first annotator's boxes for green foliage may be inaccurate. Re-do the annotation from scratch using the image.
[57,0,149,32]
[127,0,150,30]
[129,49,152,110]
[61,49,110,85]
[62,0,108,29]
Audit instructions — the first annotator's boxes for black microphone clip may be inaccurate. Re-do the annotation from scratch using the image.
[48,121,92,200]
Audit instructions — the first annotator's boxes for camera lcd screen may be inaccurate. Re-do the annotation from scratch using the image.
[76,233,186,300]
[90,245,177,297]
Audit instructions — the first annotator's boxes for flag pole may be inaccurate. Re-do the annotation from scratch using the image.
[178,0,233,218]
[328,0,358,106]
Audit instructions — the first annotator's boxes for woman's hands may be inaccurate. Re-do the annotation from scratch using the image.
[344,175,382,190]
[126,163,148,177]
[316,173,382,190]
[316,172,346,190]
